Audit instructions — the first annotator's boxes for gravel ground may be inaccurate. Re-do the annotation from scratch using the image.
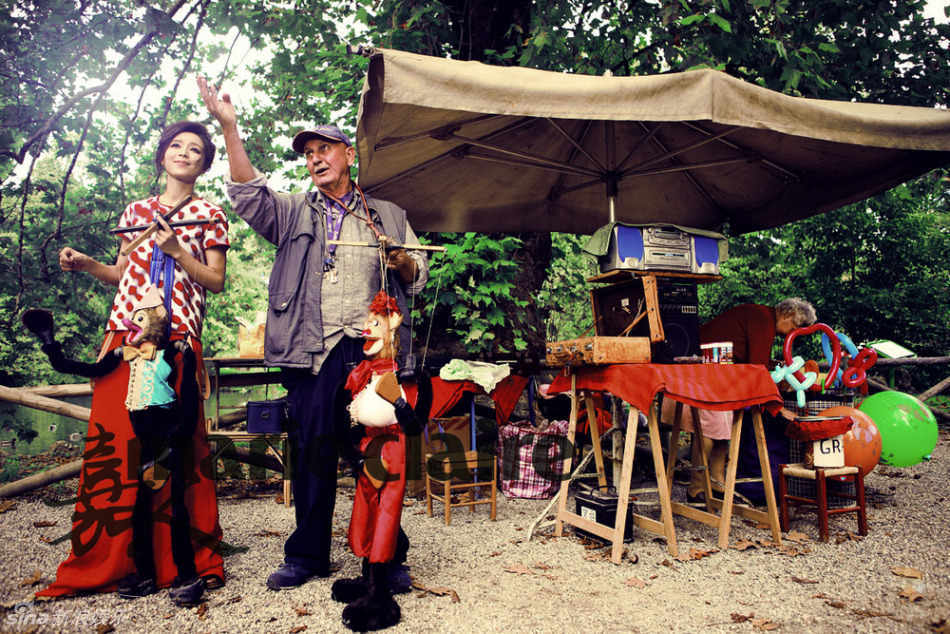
[2,432,949,634]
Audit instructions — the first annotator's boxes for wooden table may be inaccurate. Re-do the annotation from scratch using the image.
[203,357,282,428]
[548,363,784,563]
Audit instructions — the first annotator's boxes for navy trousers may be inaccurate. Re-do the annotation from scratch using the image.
[281,337,364,571]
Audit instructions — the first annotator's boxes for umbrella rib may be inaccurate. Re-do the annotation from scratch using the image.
[449,133,603,178]
[367,116,600,192]
[465,152,600,178]
[372,114,505,151]
[544,118,606,173]
[363,135,595,194]
[627,157,754,177]
[551,158,753,199]
[625,125,741,173]
[680,121,800,180]
[615,123,663,173]
[634,124,727,221]
[545,120,597,203]
[554,176,609,197]
[365,118,541,192]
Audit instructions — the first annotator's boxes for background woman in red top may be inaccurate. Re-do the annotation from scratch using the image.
[664,298,816,503]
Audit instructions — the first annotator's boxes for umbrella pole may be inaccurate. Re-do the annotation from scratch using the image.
[606,177,618,224]
[607,120,617,224]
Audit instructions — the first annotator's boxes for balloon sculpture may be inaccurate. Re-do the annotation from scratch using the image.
[777,326,879,404]
[858,392,937,468]
[771,357,817,408]
[820,331,878,392]
[783,323,841,392]
[818,406,882,474]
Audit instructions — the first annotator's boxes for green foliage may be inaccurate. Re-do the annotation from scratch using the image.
[0,408,37,445]
[414,232,530,357]
[1,0,949,382]
[0,453,21,484]
[202,221,274,358]
[538,233,596,341]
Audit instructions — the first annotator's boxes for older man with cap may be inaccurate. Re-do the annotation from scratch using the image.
[198,78,428,591]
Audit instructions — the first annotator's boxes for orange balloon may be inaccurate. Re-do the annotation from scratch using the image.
[819,406,882,474]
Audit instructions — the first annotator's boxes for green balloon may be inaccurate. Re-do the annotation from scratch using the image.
[858,392,937,467]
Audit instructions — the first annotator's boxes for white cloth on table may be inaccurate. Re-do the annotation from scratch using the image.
[660,397,733,440]
[439,359,510,392]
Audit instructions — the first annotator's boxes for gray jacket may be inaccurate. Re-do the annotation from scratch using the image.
[227,171,424,369]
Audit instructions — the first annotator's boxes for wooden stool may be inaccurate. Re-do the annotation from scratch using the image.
[779,463,867,542]
[425,451,497,525]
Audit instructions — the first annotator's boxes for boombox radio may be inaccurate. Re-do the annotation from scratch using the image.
[598,224,725,276]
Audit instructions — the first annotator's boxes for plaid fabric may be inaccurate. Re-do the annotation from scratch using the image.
[497,419,572,499]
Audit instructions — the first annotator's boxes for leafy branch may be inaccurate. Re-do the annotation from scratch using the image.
[0,1,191,165]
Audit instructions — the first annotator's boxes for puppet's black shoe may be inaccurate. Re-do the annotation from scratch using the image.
[332,575,370,603]
[341,593,401,632]
[116,573,156,599]
[341,562,400,631]
[169,575,205,606]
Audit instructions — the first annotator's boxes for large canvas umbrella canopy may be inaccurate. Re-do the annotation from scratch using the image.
[355,48,950,235]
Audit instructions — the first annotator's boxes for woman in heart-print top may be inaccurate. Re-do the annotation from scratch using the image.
[106,195,229,340]
[39,120,230,600]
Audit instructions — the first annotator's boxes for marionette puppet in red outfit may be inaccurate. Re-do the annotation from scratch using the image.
[330,291,431,632]
[22,287,205,606]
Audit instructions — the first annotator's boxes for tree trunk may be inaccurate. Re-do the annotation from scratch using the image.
[494,232,551,358]
[22,383,93,398]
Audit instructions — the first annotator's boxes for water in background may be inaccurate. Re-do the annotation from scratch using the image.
[0,386,277,456]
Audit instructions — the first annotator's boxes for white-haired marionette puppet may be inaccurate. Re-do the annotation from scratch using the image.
[330,291,431,632]
[22,287,204,606]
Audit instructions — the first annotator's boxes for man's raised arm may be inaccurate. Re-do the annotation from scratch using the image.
[197,76,257,184]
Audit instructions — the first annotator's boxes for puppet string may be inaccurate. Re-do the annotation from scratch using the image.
[420,250,445,372]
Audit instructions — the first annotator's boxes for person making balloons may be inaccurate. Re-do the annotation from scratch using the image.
[662,298,816,505]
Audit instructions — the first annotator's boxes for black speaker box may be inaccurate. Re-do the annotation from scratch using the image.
[591,278,700,364]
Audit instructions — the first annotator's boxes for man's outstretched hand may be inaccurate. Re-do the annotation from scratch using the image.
[197,76,237,130]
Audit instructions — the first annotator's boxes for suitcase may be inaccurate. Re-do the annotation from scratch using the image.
[545,336,651,367]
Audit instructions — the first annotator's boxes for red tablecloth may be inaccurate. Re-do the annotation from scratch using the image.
[430,375,530,423]
[548,364,782,415]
